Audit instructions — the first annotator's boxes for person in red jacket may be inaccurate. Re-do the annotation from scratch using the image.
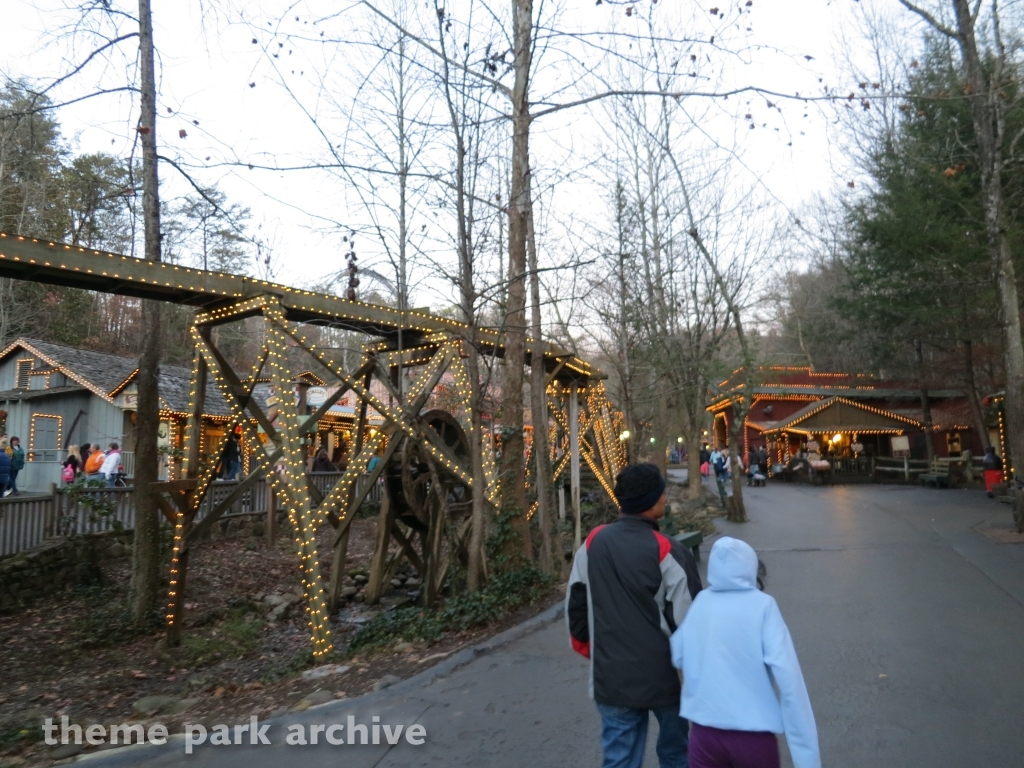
[567,463,703,768]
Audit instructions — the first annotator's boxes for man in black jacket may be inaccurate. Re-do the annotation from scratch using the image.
[567,463,702,768]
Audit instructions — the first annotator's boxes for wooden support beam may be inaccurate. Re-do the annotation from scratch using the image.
[365,491,395,604]
[570,383,581,552]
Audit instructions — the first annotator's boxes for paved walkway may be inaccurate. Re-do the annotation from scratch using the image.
[86,484,1024,767]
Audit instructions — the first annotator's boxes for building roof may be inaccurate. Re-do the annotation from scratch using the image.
[711,366,965,406]
[1,338,140,400]
[756,396,923,436]
[0,338,232,416]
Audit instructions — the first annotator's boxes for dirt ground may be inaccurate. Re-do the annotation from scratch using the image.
[0,517,562,767]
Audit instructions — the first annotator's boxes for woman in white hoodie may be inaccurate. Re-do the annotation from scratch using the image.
[670,537,820,768]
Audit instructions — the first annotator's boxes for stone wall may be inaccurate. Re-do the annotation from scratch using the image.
[0,509,287,614]
[0,531,132,614]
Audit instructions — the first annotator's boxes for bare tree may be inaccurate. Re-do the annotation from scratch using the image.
[129,0,163,624]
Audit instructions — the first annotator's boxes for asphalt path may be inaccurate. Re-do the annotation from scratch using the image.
[81,482,1024,768]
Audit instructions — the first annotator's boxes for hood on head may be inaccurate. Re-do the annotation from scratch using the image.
[707,536,758,591]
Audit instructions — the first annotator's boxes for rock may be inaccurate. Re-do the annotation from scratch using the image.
[306,689,334,705]
[285,592,303,605]
[107,542,127,558]
[353,574,369,584]
[390,578,403,588]
[254,592,266,602]
[341,586,358,598]
[394,642,414,653]
[51,743,86,759]
[354,594,365,603]
[372,674,402,692]
[269,602,291,621]
[405,578,421,587]
[263,594,287,607]
[293,689,333,711]
[165,698,201,715]
[302,664,351,680]
[132,695,180,716]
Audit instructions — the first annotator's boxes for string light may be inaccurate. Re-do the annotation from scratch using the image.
[27,413,62,461]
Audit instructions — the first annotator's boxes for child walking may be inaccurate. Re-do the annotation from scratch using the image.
[670,537,820,768]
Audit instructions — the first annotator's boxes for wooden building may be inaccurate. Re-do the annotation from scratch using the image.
[708,367,986,468]
[0,339,363,491]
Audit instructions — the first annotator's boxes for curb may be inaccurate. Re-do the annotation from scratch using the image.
[72,598,565,765]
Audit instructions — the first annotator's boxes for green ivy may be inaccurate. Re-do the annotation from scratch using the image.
[348,565,551,652]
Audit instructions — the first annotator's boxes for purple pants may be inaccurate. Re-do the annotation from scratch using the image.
[689,723,780,768]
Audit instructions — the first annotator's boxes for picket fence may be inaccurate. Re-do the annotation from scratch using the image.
[0,472,382,558]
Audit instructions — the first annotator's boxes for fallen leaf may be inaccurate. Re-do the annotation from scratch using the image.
[179,129,188,138]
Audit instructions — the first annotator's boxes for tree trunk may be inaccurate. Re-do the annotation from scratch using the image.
[685,425,704,501]
[727,414,748,523]
[526,202,553,574]
[130,0,163,626]
[497,0,533,560]
[949,0,1024,479]
[962,337,991,451]
[915,338,936,462]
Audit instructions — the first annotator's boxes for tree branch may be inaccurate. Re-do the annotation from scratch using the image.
[897,0,959,39]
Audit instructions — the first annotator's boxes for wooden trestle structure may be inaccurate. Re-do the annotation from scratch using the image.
[0,232,625,655]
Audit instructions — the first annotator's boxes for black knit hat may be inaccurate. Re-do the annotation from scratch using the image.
[613,463,666,515]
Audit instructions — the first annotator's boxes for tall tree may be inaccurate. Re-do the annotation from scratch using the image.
[899,0,1024,486]
[129,0,163,625]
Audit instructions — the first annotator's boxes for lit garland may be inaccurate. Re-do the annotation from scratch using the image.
[260,314,332,657]
[27,413,62,461]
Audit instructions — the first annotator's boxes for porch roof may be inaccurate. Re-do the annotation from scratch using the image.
[757,396,923,436]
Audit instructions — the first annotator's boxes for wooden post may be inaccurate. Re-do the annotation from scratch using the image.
[266,482,276,546]
[327,524,350,613]
[365,491,395,604]
[570,384,581,551]
[558,481,566,521]
[903,456,910,482]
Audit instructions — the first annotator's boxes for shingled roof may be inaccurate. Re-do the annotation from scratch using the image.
[0,338,232,416]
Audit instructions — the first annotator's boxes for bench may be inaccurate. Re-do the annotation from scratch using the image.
[673,530,704,562]
[920,460,952,488]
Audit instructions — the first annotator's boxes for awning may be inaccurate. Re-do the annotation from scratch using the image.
[760,396,922,437]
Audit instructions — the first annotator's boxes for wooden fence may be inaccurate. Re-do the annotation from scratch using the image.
[0,471,382,559]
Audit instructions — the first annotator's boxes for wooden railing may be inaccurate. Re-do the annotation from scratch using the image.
[0,471,383,559]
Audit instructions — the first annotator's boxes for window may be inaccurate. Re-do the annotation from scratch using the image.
[29,414,62,462]
[16,359,32,389]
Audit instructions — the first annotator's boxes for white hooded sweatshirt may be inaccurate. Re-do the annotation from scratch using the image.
[670,537,821,768]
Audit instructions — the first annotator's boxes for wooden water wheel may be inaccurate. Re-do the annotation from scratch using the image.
[368,409,474,605]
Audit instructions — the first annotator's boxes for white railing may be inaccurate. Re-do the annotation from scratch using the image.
[0,471,384,559]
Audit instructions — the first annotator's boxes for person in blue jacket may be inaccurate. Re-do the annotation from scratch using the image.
[671,537,820,768]
[0,438,11,497]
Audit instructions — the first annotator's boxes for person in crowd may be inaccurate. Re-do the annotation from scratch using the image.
[0,438,11,498]
[699,444,711,467]
[757,446,768,476]
[5,436,24,496]
[567,463,703,768]
[99,442,122,487]
[311,446,335,473]
[671,537,820,768]
[80,443,92,469]
[220,432,242,480]
[63,445,82,483]
[982,445,1003,497]
[367,452,381,473]
[84,444,106,479]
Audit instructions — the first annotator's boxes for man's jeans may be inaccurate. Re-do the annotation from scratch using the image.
[596,702,689,768]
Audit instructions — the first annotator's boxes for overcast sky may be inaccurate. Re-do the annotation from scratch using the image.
[2,0,908,316]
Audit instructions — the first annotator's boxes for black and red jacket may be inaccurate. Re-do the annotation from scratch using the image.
[566,515,702,710]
